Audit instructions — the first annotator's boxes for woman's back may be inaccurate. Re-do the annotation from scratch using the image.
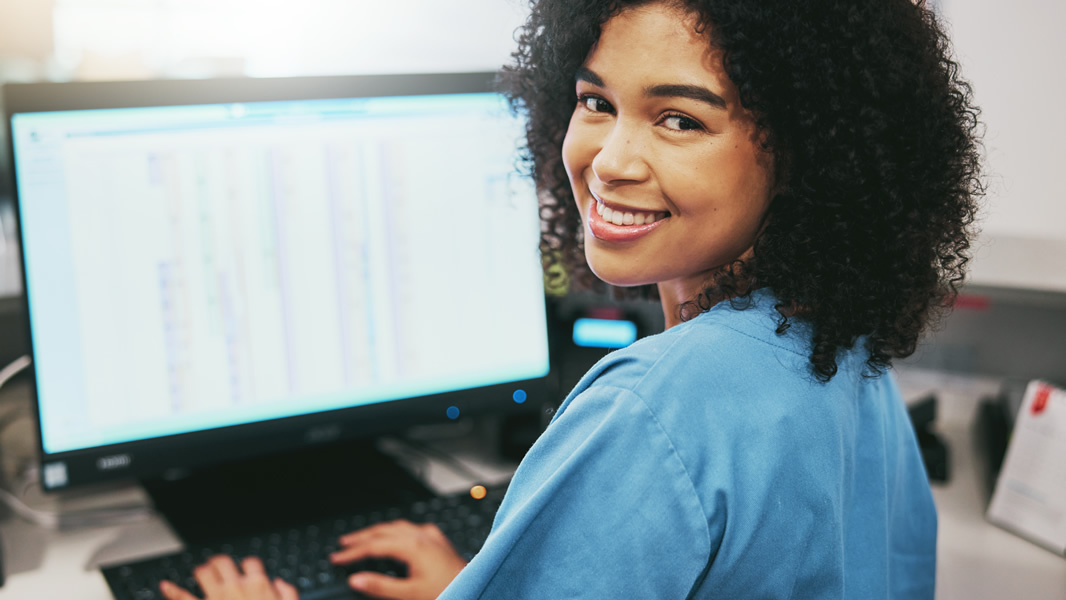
[442,289,936,598]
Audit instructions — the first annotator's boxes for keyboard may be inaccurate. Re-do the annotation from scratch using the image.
[101,485,506,600]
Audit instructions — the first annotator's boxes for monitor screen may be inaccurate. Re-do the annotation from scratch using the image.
[4,73,550,490]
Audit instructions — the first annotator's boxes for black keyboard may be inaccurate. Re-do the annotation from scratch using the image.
[101,485,505,600]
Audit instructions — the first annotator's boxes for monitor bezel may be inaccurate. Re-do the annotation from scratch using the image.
[2,72,554,491]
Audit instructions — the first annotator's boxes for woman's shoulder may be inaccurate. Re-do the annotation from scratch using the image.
[562,288,895,441]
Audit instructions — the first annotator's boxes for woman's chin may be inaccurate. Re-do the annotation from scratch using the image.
[586,263,656,289]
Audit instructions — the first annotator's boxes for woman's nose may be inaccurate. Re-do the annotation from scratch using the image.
[590,124,649,184]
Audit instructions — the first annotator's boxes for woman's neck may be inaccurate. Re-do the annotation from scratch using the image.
[658,248,760,329]
[657,280,702,330]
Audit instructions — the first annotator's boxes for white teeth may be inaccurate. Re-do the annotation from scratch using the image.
[594,196,666,226]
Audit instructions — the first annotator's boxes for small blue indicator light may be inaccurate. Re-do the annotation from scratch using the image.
[513,389,527,404]
[573,318,638,348]
[446,406,460,420]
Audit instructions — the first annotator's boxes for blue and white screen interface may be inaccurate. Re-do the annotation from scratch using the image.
[12,92,549,454]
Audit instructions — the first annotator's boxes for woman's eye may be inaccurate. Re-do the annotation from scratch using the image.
[579,95,613,114]
[662,114,703,132]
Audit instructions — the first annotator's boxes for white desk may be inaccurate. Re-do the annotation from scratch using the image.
[895,369,1066,599]
[1,370,1064,599]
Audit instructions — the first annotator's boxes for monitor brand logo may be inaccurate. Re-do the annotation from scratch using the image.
[305,424,342,444]
[97,454,132,471]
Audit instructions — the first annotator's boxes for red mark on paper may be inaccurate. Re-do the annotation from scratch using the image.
[1031,385,1051,416]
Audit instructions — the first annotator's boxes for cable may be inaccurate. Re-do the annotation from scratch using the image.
[0,354,32,477]
[0,354,32,496]
[0,355,30,391]
[0,354,32,437]
[0,485,59,528]
[17,465,39,498]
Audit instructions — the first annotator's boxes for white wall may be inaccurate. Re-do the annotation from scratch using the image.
[48,0,530,80]
[939,0,1066,292]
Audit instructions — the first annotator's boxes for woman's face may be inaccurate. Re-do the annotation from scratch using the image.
[562,2,774,304]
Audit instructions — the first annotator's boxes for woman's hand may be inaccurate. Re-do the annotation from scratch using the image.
[159,555,298,600]
[330,520,467,600]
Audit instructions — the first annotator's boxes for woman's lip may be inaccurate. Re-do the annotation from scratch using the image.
[587,197,669,242]
[591,191,668,217]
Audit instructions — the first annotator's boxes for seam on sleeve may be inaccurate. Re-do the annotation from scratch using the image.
[470,385,714,599]
[600,385,715,597]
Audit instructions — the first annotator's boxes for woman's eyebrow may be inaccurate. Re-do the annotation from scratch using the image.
[645,84,727,110]
[575,66,604,86]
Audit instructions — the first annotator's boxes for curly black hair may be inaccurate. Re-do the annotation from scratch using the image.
[499,0,982,381]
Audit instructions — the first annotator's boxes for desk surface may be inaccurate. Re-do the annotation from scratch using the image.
[1,369,1064,599]
[897,369,1066,599]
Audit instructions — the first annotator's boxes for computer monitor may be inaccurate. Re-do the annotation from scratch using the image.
[3,74,551,508]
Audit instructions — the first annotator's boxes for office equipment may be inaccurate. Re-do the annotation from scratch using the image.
[572,316,638,349]
[972,379,1027,501]
[549,301,652,402]
[2,72,550,543]
[986,381,1066,556]
[907,394,950,483]
[102,483,506,600]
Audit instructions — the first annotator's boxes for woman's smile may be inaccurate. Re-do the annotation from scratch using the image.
[587,191,671,242]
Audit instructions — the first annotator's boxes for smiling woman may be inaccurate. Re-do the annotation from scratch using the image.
[162,1,981,598]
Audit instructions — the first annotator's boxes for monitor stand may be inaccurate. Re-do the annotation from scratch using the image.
[141,439,433,545]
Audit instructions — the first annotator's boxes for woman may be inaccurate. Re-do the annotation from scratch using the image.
[163,0,981,598]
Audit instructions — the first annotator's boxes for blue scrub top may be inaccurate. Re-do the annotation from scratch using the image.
[441,289,936,599]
